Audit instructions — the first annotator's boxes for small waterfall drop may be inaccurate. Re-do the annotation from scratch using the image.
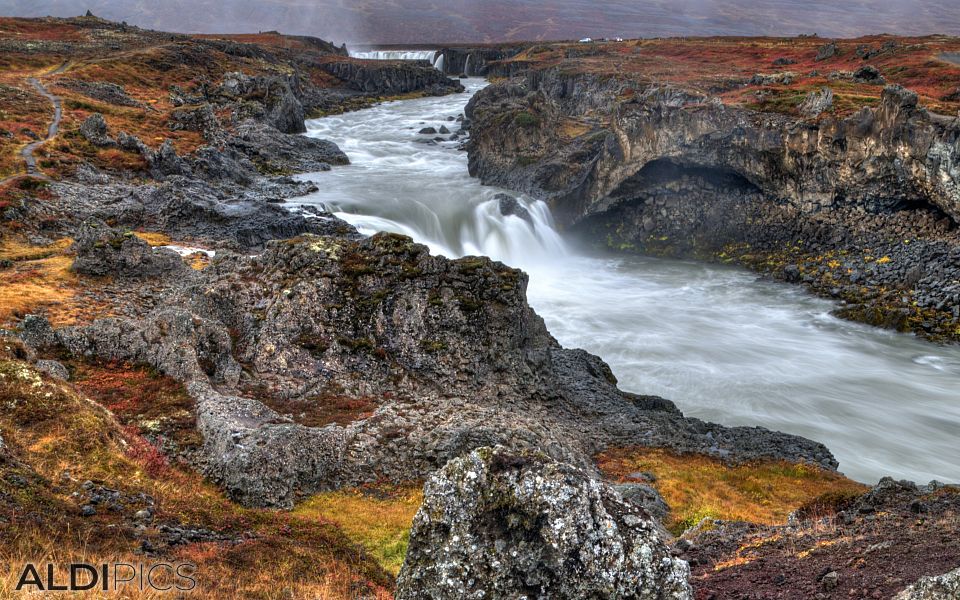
[295,78,960,486]
[463,54,473,76]
[434,53,446,73]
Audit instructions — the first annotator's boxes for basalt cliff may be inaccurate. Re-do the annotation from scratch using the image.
[467,37,960,341]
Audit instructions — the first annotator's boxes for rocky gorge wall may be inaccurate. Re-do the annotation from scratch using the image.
[466,67,960,340]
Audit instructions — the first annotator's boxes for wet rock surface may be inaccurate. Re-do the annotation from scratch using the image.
[396,446,693,600]
[322,60,464,96]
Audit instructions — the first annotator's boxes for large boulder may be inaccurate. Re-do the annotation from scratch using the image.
[895,567,960,599]
[70,221,185,278]
[79,113,116,148]
[396,446,693,600]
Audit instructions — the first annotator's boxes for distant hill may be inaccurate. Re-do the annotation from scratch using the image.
[3,0,960,44]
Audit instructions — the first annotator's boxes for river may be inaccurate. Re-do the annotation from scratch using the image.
[294,78,960,484]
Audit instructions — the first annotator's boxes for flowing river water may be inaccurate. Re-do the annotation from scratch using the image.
[295,79,960,484]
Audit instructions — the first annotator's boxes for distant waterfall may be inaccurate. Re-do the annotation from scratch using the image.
[463,54,473,76]
[348,49,442,68]
[434,54,445,73]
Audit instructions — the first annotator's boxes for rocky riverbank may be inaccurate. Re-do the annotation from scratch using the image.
[465,37,960,342]
[1,21,958,598]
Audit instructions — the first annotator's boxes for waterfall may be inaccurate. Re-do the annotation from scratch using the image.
[295,78,960,486]
[434,53,445,73]
[348,49,438,64]
[463,54,473,76]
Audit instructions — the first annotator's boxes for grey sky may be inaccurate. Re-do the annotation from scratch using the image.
[2,0,958,44]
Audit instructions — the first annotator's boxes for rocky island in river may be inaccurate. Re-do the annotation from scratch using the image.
[0,12,957,600]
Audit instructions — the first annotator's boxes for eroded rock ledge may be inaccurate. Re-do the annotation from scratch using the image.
[24,232,834,508]
[466,69,960,340]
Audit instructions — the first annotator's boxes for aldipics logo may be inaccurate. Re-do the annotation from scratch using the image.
[15,562,196,593]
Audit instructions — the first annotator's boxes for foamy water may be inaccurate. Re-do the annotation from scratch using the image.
[294,80,960,484]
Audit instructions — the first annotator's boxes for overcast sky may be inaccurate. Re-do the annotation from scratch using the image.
[3,0,958,44]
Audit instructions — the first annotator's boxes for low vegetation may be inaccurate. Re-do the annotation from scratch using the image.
[0,345,417,598]
[0,236,80,327]
[502,35,960,118]
[596,447,868,534]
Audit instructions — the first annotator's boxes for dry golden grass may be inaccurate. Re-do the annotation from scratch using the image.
[559,118,592,140]
[596,447,868,534]
[0,354,400,599]
[132,231,172,246]
[297,486,423,576]
[0,237,80,326]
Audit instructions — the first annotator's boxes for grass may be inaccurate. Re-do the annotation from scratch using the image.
[596,447,868,535]
[0,237,80,327]
[0,350,407,599]
[296,485,423,575]
[132,231,172,246]
[497,35,960,117]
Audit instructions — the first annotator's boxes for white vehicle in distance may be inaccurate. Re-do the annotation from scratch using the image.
[579,37,593,43]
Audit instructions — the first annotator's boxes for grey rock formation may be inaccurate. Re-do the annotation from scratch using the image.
[79,113,116,148]
[815,42,839,61]
[495,192,533,225]
[322,60,464,96]
[853,65,886,85]
[169,104,222,139]
[41,233,835,508]
[396,446,693,600]
[895,566,960,599]
[799,86,834,118]
[468,75,960,224]
[268,87,307,135]
[614,481,671,523]
[35,359,69,380]
[70,221,186,278]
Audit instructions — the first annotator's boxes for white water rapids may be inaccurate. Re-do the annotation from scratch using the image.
[296,79,960,484]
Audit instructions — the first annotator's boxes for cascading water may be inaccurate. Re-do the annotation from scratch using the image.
[434,54,445,73]
[295,79,960,485]
[348,49,438,64]
[463,54,473,76]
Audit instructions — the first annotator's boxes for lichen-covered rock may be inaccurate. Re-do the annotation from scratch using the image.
[35,359,69,380]
[895,566,960,599]
[396,446,693,600]
[79,113,116,148]
[70,221,186,278]
[44,232,836,508]
[799,86,833,118]
[72,223,187,278]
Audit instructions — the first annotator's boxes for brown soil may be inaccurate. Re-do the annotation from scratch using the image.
[684,480,960,599]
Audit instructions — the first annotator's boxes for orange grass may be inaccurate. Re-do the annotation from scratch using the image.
[596,447,868,534]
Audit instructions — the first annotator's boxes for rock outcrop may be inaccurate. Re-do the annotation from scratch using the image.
[683,478,960,598]
[70,221,186,278]
[896,567,960,600]
[39,232,835,507]
[322,60,464,96]
[396,446,693,600]
[468,73,960,225]
[465,67,960,340]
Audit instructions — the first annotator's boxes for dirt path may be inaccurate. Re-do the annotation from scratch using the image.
[0,62,67,185]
